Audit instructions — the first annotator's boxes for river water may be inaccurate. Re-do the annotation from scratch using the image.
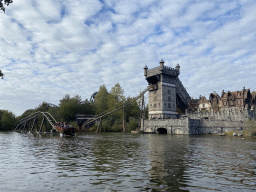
[0,132,255,192]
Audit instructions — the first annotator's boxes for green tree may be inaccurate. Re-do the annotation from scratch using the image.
[0,70,4,79]
[108,83,125,106]
[35,102,52,112]
[80,99,95,115]
[94,85,109,114]
[48,106,61,122]
[107,83,125,122]
[59,94,84,122]
[0,0,13,13]
[0,110,16,130]
[125,97,140,122]
[17,109,35,121]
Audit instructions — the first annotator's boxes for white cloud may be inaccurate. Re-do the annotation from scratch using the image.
[0,0,256,116]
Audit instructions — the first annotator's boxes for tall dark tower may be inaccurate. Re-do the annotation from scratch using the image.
[144,59,190,119]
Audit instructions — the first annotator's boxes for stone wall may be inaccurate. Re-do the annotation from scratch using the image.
[141,118,190,134]
[199,119,243,134]
[187,109,256,121]
[141,117,250,135]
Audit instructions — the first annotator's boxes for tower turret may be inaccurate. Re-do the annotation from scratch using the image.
[143,65,148,78]
[175,63,180,75]
[159,59,164,69]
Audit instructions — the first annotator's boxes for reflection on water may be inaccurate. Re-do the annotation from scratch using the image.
[0,132,255,191]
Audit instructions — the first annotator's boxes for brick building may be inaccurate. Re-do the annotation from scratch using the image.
[219,87,252,112]
[188,87,254,113]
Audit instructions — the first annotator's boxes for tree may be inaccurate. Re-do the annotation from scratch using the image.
[0,0,13,13]
[59,94,84,122]
[0,110,16,130]
[0,70,4,79]
[48,106,61,122]
[94,85,109,114]
[107,83,125,122]
[109,83,125,105]
[35,102,52,112]
[80,99,95,115]
[17,109,35,121]
[125,97,140,122]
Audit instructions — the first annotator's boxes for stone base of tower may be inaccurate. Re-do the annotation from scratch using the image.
[149,111,177,119]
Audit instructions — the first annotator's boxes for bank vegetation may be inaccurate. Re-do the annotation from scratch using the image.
[1,83,146,132]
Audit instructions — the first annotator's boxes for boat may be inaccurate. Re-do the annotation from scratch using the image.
[55,122,76,136]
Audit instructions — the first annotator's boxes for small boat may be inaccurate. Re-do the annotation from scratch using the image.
[55,122,76,136]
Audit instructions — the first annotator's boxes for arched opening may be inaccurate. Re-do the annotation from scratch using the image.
[157,128,167,134]
[146,76,159,84]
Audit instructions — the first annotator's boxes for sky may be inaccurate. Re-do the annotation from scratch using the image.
[0,0,256,116]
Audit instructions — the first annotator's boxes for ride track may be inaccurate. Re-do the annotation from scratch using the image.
[14,111,57,133]
[14,85,153,132]
[81,85,153,130]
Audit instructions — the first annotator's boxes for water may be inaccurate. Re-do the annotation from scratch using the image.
[0,132,256,191]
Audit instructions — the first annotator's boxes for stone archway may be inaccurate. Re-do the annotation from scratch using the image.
[157,128,167,134]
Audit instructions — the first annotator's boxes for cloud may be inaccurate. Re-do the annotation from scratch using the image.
[0,0,256,116]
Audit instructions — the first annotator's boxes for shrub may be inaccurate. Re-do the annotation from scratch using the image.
[127,117,139,132]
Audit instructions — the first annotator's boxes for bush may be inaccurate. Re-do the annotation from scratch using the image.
[127,117,139,132]
[111,119,123,132]
[0,110,16,131]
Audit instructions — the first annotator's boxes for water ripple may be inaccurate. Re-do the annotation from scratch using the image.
[0,132,255,191]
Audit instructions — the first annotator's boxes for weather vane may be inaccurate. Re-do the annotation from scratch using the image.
[0,0,13,13]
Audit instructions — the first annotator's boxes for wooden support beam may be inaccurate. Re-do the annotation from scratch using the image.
[123,107,125,132]
[23,122,27,132]
[44,116,47,132]
[39,116,45,132]
[31,116,37,132]
[97,118,102,133]
[35,118,39,132]
[16,124,21,131]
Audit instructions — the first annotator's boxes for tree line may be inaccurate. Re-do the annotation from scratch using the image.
[1,83,147,132]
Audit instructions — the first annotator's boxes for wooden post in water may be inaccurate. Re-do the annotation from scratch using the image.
[23,122,27,132]
[99,118,102,133]
[44,116,47,132]
[97,118,102,133]
[35,119,39,132]
[123,106,125,132]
